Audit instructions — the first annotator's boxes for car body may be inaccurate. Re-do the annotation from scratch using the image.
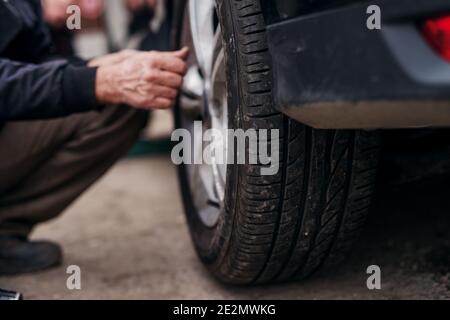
[261,0,450,129]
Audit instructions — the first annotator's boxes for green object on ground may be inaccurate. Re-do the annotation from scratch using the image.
[128,139,172,157]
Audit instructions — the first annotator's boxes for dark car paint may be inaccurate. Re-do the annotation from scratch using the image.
[265,0,450,128]
[261,0,365,24]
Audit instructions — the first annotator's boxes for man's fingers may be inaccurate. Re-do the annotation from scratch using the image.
[157,71,183,88]
[121,49,190,110]
[139,84,178,99]
[144,97,174,109]
[131,93,174,109]
[154,97,174,109]
[150,54,187,75]
[172,47,190,60]
[145,69,183,88]
[153,47,189,61]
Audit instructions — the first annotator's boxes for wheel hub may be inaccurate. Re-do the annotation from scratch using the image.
[179,0,228,227]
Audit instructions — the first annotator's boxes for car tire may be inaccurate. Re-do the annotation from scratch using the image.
[175,0,381,285]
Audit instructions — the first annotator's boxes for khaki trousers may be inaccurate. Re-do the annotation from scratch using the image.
[0,106,147,237]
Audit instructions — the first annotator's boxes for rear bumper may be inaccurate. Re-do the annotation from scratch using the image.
[267,0,450,129]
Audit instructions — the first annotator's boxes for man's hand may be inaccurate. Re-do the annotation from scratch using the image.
[95,47,189,110]
[88,50,139,68]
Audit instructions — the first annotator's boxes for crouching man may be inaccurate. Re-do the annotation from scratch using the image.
[0,0,188,275]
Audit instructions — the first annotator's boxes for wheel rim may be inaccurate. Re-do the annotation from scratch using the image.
[179,0,228,227]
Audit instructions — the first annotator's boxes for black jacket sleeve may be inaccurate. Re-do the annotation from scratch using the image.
[0,58,98,121]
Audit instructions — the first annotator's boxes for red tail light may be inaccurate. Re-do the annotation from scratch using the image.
[422,15,450,62]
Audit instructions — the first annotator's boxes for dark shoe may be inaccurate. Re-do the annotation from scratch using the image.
[0,288,22,300]
[0,236,62,276]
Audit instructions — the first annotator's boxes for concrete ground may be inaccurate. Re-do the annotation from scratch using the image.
[0,154,449,300]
